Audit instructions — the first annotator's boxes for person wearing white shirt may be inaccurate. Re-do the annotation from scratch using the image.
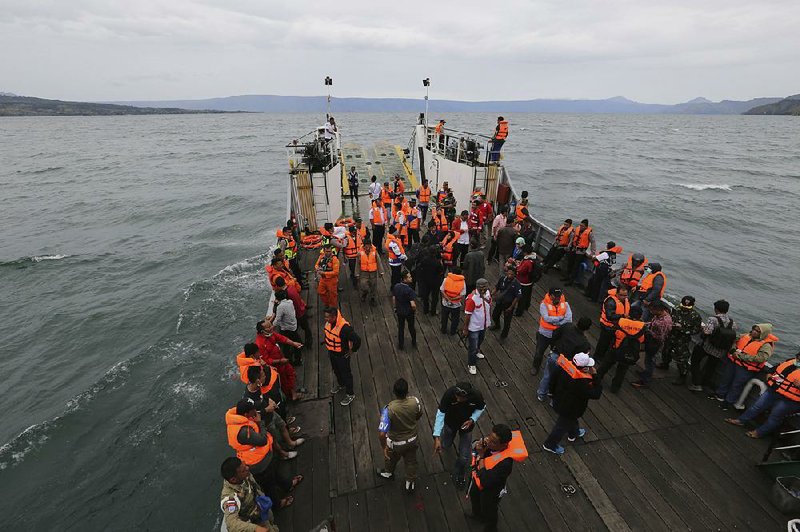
[369,175,382,202]
[461,279,492,375]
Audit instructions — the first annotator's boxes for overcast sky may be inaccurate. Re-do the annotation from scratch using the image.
[1,0,798,103]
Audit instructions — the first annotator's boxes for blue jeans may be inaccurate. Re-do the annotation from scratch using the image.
[716,357,758,404]
[440,424,473,480]
[489,139,505,162]
[467,329,485,366]
[638,336,661,384]
[537,352,559,397]
[739,389,800,437]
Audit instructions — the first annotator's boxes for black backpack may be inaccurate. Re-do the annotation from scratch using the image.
[708,317,736,350]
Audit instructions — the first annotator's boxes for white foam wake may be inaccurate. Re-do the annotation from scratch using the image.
[676,183,732,191]
[31,254,70,262]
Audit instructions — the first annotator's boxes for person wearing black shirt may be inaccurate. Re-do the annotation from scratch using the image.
[432,383,486,488]
[414,245,444,315]
[392,270,418,350]
[489,266,522,339]
[243,365,304,454]
[324,307,360,406]
[467,424,514,531]
[537,317,593,401]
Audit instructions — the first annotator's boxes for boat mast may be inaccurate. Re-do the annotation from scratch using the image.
[422,77,430,127]
[324,76,333,119]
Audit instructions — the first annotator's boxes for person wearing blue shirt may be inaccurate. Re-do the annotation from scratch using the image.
[432,382,486,489]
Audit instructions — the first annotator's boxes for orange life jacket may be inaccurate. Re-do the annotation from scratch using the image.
[613,318,646,348]
[593,245,623,266]
[394,179,405,195]
[344,233,361,259]
[441,235,456,263]
[494,120,509,140]
[236,352,263,384]
[600,289,630,328]
[385,233,405,261]
[442,273,466,303]
[381,187,392,205]
[418,185,431,204]
[265,265,299,292]
[437,190,447,203]
[555,354,592,380]
[435,210,449,232]
[356,225,368,240]
[555,225,573,247]
[637,271,666,299]
[324,311,350,353]
[409,207,420,229]
[276,230,297,258]
[434,123,444,135]
[515,203,527,222]
[728,333,778,372]
[619,255,648,288]
[471,430,527,490]
[225,408,272,466]
[768,359,800,402]
[571,226,592,250]
[539,293,569,331]
[359,248,378,272]
[370,205,387,225]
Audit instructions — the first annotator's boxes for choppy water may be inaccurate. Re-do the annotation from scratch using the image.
[0,112,798,529]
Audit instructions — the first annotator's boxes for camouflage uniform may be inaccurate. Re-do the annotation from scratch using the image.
[220,473,279,532]
[661,305,702,378]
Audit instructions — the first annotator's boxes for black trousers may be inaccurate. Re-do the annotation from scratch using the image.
[372,225,385,254]
[487,238,499,262]
[469,482,501,532]
[289,257,304,286]
[417,278,439,314]
[533,332,553,371]
[420,204,428,222]
[585,263,610,301]
[350,185,358,199]
[515,284,533,316]
[280,328,302,364]
[565,251,586,282]
[441,305,460,335]
[253,457,292,505]
[329,351,354,395]
[690,344,721,387]
[298,314,313,346]
[594,327,615,362]
[597,352,630,392]
[390,265,402,288]
[491,300,514,338]
[455,243,469,266]
[409,228,420,244]
[544,414,580,449]
[347,258,358,286]
[543,246,566,270]
[397,312,417,348]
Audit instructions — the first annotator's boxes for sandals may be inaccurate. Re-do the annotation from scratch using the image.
[290,475,304,491]
[724,418,744,427]
[289,426,302,435]
[286,416,297,425]
[745,430,761,439]
[279,495,295,508]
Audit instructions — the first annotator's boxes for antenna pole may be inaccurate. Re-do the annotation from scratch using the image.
[423,78,430,127]
[324,76,333,118]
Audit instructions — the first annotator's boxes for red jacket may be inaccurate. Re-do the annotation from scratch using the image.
[285,284,306,318]
[255,332,289,363]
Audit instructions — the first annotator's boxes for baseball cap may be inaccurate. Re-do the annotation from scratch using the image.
[515,237,525,245]
[573,352,595,368]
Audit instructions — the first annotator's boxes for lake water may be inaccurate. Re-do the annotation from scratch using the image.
[0,112,798,529]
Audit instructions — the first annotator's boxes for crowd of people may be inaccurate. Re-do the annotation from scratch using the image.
[218,148,797,531]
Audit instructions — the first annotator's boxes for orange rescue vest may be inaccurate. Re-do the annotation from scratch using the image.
[344,234,361,259]
[539,293,569,331]
[370,205,387,225]
[494,121,509,140]
[324,311,350,353]
[768,359,800,402]
[555,225,573,247]
[620,255,648,288]
[442,273,466,303]
[613,318,646,348]
[385,234,405,260]
[225,408,272,466]
[600,289,630,328]
[359,248,378,272]
[555,354,592,380]
[471,430,527,490]
[571,226,592,250]
[637,271,666,299]
[728,333,778,372]
[418,186,431,204]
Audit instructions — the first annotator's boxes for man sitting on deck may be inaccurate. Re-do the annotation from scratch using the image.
[219,456,279,532]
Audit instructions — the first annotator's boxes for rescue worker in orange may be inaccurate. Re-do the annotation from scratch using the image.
[315,244,340,308]
[726,350,800,438]
[392,198,409,246]
[385,225,407,287]
[489,116,508,163]
[416,179,432,221]
[343,225,362,288]
[381,182,393,210]
[615,252,648,289]
[225,399,302,509]
[266,256,301,293]
[632,262,666,321]
[277,226,304,287]
[325,307,360,406]
[533,287,572,374]
[467,424,527,531]
[255,320,304,401]
[436,181,450,204]
[542,353,602,455]
[435,119,446,152]
[594,284,630,362]
[714,323,778,410]
[393,174,406,196]
[356,240,383,305]
[369,200,388,254]
[596,306,646,393]
[563,218,595,286]
[407,198,421,244]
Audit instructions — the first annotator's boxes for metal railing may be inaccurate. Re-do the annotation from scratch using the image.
[424,126,493,167]
[287,128,340,173]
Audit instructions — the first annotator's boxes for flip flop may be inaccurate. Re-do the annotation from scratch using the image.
[291,475,304,490]
[279,495,294,508]
[494,380,508,388]
[724,418,744,426]
[289,426,302,435]
[286,416,297,425]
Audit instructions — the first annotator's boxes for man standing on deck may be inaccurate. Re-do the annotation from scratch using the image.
[489,265,522,339]
[315,244,340,308]
[392,270,418,350]
[632,263,667,321]
[463,238,485,294]
[533,288,572,375]
[385,225,407,288]
[462,278,492,375]
[542,353,602,455]
[274,276,312,348]
[563,219,595,286]
[435,119,446,152]
[452,210,471,267]
[347,166,359,199]
[495,217,518,267]
[658,295,702,385]
[631,301,673,388]
[537,317,593,402]
[369,175,381,203]
[271,289,302,366]
[416,243,444,316]
[325,307,360,406]
[408,198,422,244]
[489,116,509,163]
[343,225,362,289]
[433,382,486,489]
[514,244,541,317]
[594,284,630,362]
[369,200,388,254]
[356,240,382,306]
[440,266,467,335]
[688,299,737,392]
[416,179,432,222]
[487,206,508,263]
[542,219,573,273]
[376,378,423,493]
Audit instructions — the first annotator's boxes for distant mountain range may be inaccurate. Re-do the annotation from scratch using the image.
[744,94,800,115]
[111,94,785,115]
[0,95,231,117]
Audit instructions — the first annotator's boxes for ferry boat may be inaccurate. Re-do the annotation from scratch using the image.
[252,114,797,531]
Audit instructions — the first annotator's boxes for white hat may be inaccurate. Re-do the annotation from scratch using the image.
[572,352,595,368]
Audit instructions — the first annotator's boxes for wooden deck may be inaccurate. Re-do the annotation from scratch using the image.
[274,245,787,531]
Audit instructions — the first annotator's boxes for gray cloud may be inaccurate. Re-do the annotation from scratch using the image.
[0,0,798,102]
